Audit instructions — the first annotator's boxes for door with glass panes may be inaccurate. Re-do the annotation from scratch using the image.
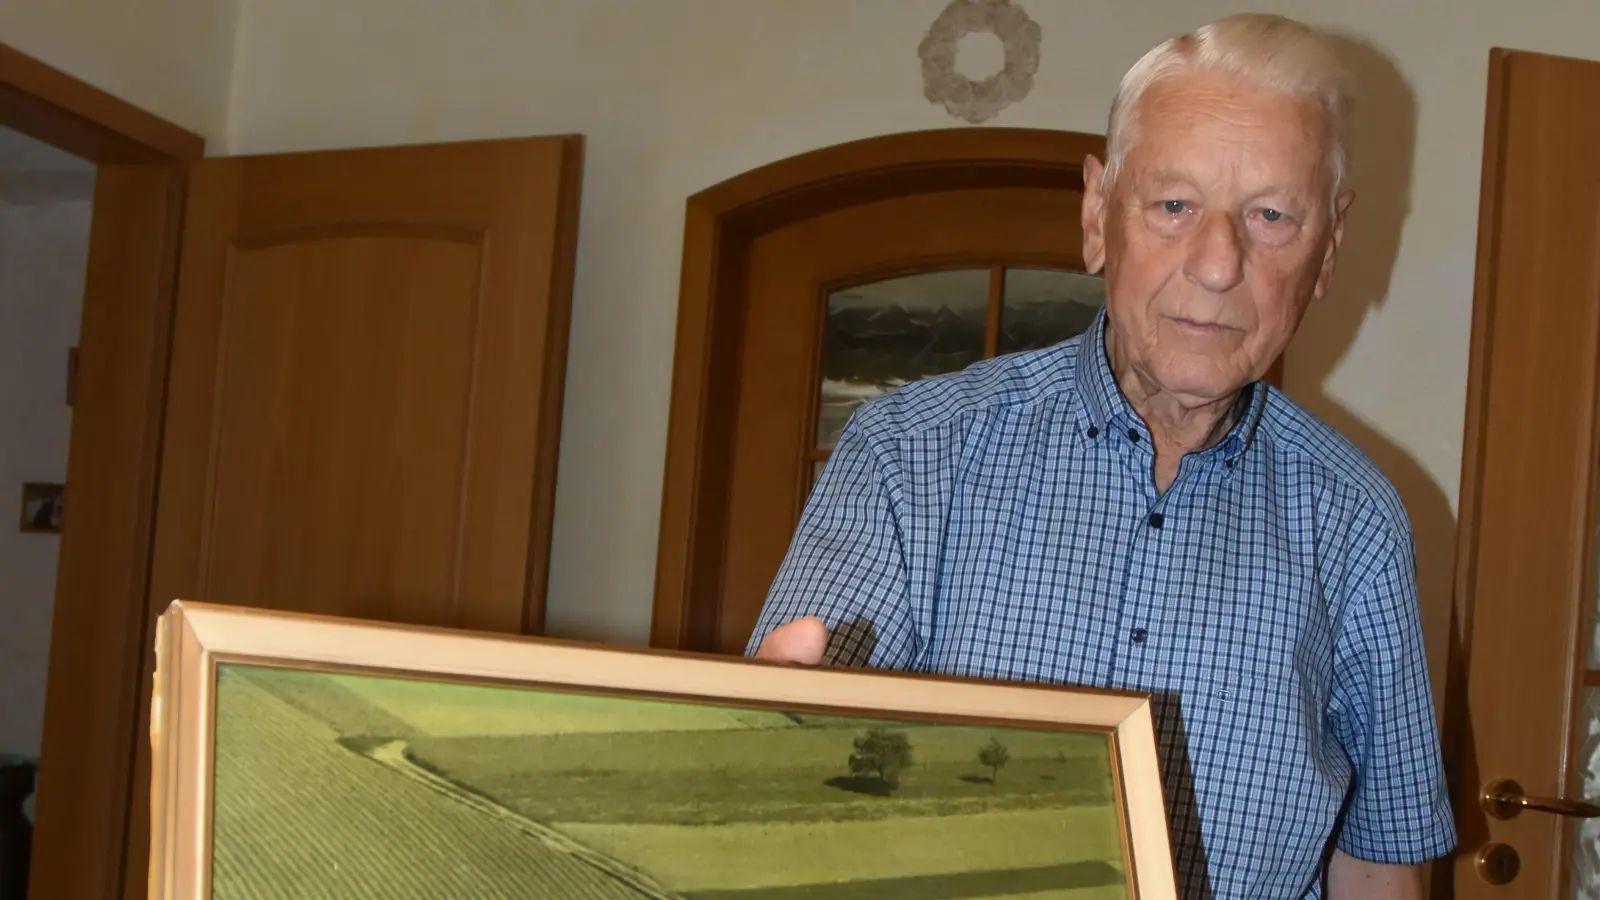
[713,183,1108,655]
[1452,48,1600,899]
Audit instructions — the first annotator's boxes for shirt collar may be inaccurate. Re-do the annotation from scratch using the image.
[1074,308,1269,464]
[1076,308,1137,436]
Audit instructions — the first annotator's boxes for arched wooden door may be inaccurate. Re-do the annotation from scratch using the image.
[653,129,1122,654]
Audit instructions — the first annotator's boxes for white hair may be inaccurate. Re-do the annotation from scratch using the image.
[1101,14,1354,208]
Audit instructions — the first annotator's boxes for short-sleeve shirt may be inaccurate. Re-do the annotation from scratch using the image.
[746,309,1457,898]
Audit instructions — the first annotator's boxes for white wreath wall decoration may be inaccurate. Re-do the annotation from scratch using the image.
[918,0,1042,124]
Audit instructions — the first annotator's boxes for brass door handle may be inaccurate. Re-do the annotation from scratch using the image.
[1483,778,1600,820]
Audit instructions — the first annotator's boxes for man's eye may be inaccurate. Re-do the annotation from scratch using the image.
[1162,200,1187,214]
[1260,208,1284,222]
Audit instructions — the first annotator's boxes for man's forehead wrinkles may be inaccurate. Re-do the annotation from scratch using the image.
[1132,162,1310,200]
[1127,135,1321,199]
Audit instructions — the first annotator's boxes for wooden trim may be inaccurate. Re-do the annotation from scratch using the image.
[796,273,829,511]
[650,128,1107,652]
[690,128,1102,229]
[0,42,203,163]
[522,134,587,635]
[984,264,1004,358]
[30,164,189,900]
[3,39,200,900]
[1450,46,1512,743]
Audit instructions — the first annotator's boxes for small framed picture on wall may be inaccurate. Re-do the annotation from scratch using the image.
[20,482,64,533]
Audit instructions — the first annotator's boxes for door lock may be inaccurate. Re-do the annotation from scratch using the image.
[1475,843,1521,885]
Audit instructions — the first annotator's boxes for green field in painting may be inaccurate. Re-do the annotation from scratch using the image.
[406,726,1112,825]
[213,665,1130,899]
[210,669,661,900]
[558,808,1126,895]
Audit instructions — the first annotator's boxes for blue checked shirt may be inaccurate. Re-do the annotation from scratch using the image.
[746,310,1456,899]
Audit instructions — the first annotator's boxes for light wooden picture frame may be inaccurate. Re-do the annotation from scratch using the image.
[148,600,1178,899]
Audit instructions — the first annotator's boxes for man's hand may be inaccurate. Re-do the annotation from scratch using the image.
[1326,850,1423,900]
[754,616,828,664]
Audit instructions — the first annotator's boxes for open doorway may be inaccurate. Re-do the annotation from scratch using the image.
[0,125,94,831]
[0,42,200,900]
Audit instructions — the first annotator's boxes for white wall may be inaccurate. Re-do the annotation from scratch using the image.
[0,0,241,144]
[223,0,1600,681]
[0,129,93,792]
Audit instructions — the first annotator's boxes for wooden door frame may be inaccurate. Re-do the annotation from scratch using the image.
[0,42,204,900]
[650,128,1100,652]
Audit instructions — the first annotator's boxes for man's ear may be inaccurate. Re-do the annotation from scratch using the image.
[1081,154,1109,275]
[1313,188,1356,301]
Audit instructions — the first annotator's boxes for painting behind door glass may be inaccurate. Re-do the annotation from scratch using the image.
[1575,497,1600,896]
[998,268,1106,355]
[209,663,1129,899]
[1573,688,1600,898]
[815,269,989,450]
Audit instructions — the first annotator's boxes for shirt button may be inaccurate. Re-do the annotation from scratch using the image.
[1127,428,1140,441]
[1086,426,1099,438]
[1130,628,1148,644]
[1148,513,1163,529]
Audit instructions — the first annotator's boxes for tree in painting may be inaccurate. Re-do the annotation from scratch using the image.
[979,737,1011,785]
[849,727,915,792]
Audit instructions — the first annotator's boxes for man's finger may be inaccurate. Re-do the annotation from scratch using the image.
[755,616,828,665]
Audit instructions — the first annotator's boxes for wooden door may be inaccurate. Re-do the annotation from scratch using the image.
[149,136,581,632]
[714,186,1096,654]
[1452,49,1600,898]
[124,135,583,897]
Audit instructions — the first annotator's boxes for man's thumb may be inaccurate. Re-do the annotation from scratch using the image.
[756,616,828,665]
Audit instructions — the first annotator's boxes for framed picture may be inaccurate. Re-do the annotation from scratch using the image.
[19,481,63,533]
[148,601,1178,899]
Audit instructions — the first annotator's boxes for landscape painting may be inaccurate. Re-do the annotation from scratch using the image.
[814,267,1107,449]
[997,268,1106,355]
[816,268,989,449]
[209,663,1130,900]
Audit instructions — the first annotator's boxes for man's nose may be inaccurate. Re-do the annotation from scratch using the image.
[1184,213,1245,294]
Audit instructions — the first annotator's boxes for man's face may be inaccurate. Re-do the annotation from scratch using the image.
[1082,71,1353,403]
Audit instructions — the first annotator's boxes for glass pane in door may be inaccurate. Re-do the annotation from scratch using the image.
[1574,688,1600,898]
[815,268,989,449]
[1591,511,1600,665]
[997,268,1106,355]
[1576,494,1600,895]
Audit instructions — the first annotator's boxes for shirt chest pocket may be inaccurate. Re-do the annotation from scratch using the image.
[1177,551,1332,721]
[924,508,1132,686]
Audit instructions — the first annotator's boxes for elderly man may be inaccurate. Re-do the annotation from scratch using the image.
[746,12,1455,900]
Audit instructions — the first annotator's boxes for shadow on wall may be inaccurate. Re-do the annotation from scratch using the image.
[1281,32,1463,897]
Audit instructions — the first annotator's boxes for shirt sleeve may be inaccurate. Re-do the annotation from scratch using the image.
[1327,525,1458,864]
[743,415,921,669]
